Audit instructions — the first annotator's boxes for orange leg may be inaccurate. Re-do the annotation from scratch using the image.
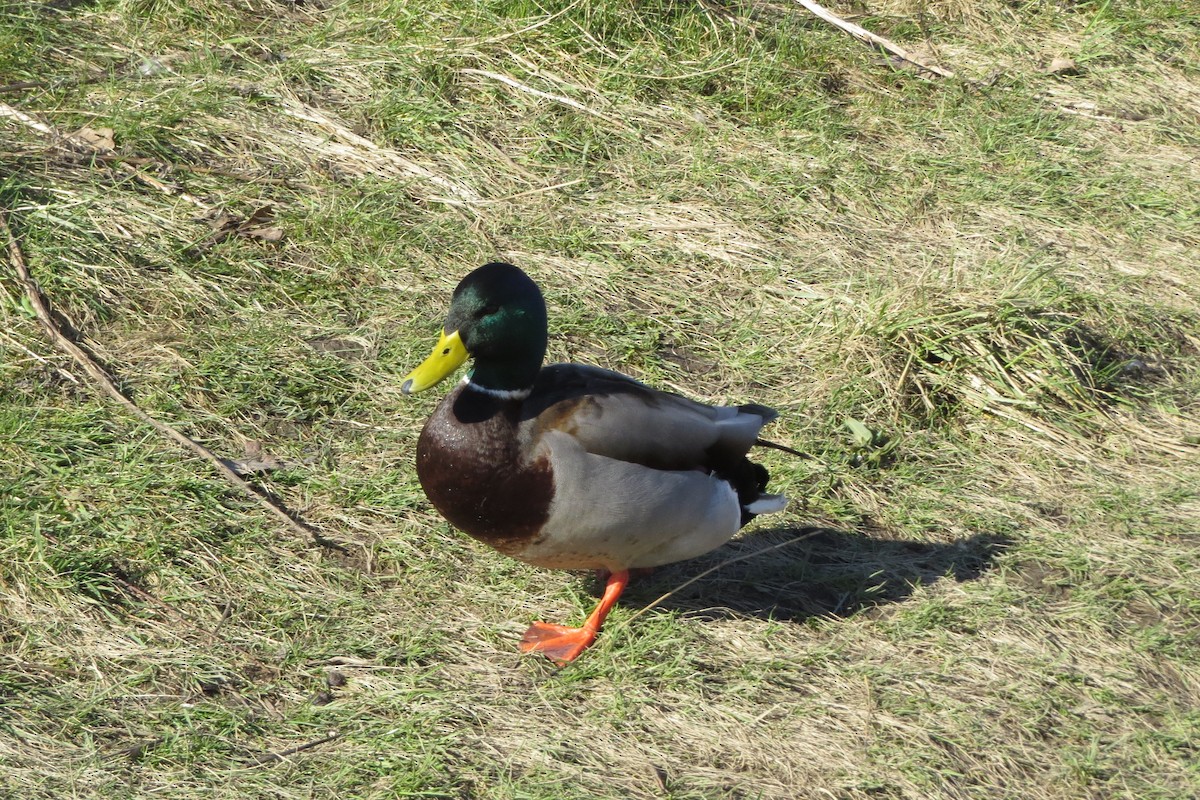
[520,570,629,665]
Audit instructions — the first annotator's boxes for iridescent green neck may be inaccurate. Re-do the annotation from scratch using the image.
[467,336,545,394]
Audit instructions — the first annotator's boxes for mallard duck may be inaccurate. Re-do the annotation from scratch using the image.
[402,262,787,664]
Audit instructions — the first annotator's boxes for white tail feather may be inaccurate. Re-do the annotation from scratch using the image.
[745,494,787,515]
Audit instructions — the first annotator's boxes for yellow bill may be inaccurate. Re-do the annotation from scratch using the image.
[402,329,468,394]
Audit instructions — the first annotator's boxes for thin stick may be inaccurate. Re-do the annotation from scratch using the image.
[0,101,54,134]
[0,101,211,209]
[0,80,53,95]
[248,732,343,765]
[480,177,586,204]
[2,100,290,186]
[791,0,956,79]
[0,329,80,384]
[277,98,484,205]
[0,210,346,553]
[0,74,108,95]
[460,68,625,126]
[619,528,826,627]
[91,152,297,186]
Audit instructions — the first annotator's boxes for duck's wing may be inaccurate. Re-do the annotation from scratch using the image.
[523,363,776,470]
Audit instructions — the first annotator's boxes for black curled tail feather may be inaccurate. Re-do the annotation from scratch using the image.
[755,438,811,459]
[714,458,773,527]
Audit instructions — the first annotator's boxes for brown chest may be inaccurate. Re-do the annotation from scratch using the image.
[415,387,555,556]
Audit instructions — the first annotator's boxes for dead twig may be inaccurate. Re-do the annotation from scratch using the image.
[88,152,298,186]
[460,68,627,127]
[0,80,53,95]
[0,101,212,209]
[0,101,55,135]
[0,329,80,384]
[275,97,484,206]
[1,98,291,186]
[0,74,108,95]
[791,0,956,79]
[247,732,342,765]
[1037,93,1148,122]
[0,209,346,553]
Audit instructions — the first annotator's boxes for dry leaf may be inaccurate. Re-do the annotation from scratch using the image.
[238,206,285,241]
[244,205,275,226]
[203,205,285,245]
[68,125,115,151]
[1046,57,1079,75]
[220,440,285,476]
[241,225,285,242]
[307,336,368,361]
[208,213,240,235]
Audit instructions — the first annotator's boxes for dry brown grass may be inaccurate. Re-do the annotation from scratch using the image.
[2,1,1198,798]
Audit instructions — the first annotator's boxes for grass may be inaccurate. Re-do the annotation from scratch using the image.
[2,0,1199,797]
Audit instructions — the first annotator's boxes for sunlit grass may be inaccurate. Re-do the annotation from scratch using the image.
[1,0,1198,798]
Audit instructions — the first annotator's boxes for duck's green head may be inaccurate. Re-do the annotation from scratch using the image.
[402,262,548,395]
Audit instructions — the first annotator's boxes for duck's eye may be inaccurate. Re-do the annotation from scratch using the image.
[475,304,499,319]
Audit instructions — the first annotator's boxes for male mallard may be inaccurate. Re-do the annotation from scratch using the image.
[402,262,787,664]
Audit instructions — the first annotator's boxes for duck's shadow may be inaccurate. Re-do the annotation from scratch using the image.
[612,526,1011,622]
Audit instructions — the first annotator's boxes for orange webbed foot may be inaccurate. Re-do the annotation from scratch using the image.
[519,621,597,666]
[519,569,630,666]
